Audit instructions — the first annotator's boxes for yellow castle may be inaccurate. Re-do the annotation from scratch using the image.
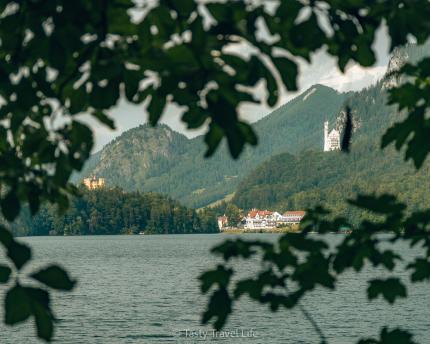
[83,176,105,190]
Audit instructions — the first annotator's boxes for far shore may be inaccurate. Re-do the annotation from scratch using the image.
[220,227,301,234]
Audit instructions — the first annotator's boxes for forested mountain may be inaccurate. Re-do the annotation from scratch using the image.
[77,44,430,213]
[76,85,348,207]
[232,45,430,225]
[10,188,218,236]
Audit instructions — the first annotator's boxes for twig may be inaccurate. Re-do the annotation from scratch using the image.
[298,303,327,344]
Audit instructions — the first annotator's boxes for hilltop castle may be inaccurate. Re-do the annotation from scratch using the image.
[83,176,105,190]
[323,121,340,152]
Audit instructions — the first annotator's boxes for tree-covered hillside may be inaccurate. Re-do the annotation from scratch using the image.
[77,85,348,207]
[10,188,218,236]
[233,47,430,225]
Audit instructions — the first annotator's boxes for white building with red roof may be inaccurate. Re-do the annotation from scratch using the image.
[242,209,306,230]
[244,209,279,229]
[282,211,306,224]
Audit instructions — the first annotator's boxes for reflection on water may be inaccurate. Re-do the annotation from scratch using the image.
[0,234,429,343]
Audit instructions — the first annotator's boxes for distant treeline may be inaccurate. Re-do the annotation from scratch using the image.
[10,187,219,236]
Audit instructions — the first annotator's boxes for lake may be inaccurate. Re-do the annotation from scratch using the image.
[1,234,429,343]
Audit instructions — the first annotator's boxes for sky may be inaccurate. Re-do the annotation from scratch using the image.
[83,25,391,152]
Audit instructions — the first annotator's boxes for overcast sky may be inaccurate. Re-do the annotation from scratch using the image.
[83,25,391,152]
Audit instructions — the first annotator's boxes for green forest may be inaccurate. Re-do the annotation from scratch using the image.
[9,187,218,236]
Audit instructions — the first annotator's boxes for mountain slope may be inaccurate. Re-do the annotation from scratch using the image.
[232,45,430,223]
[77,85,349,207]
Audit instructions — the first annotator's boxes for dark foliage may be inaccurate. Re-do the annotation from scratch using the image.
[1,0,430,342]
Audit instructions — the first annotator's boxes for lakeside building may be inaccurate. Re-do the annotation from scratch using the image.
[244,209,274,230]
[219,209,307,231]
[324,121,341,152]
[217,215,228,230]
[243,209,306,230]
[83,176,105,190]
[282,211,307,224]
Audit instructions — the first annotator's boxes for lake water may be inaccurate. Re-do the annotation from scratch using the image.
[1,234,429,343]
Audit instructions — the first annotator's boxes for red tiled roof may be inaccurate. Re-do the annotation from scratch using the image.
[248,209,273,218]
[283,211,306,217]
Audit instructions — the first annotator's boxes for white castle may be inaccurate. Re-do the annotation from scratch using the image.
[323,121,340,152]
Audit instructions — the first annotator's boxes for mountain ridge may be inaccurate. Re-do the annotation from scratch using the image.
[76,84,349,207]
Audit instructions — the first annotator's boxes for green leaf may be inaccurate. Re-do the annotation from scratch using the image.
[5,285,55,340]
[263,67,278,107]
[0,225,14,247]
[5,285,33,325]
[64,85,88,115]
[206,3,230,23]
[31,265,76,291]
[367,278,407,304]
[199,265,232,293]
[26,287,55,341]
[147,92,166,126]
[201,288,232,330]
[0,264,12,283]
[408,258,430,282]
[358,327,417,344]
[165,45,199,71]
[341,107,353,152]
[91,110,115,130]
[289,14,325,52]
[7,240,32,270]
[90,81,120,109]
[123,69,141,103]
[1,190,21,222]
[182,107,207,129]
[204,123,224,158]
[272,56,298,91]
[168,0,197,18]
[33,302,54,341]
[28,189,41,216]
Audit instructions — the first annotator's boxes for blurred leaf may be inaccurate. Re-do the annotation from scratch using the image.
[28,189,41,216]
[407,258,430,282]
[123,70,141,102]
[31,265,76,291]
[28,287,55,341]
[0,265,11,283]
[358,327,417,344]
[272,57,298,91]
[367,278,407,304]
[201,288,231,330]
[289,14,325,53]
[147,92,166,126]
[204,123,224,158]
[91,110,115,130]
[341,107,353,152]
[200,265,232,293]
[1,190,21,222]
[0,225,14,247]
[33,302,54,341]
[7,241,32,270]
[5,285,33,325]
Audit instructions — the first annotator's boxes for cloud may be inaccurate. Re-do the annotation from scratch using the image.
[316,64,386,92]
